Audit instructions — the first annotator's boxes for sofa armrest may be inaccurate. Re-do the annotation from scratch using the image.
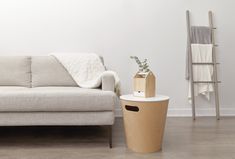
[102,73,115,92]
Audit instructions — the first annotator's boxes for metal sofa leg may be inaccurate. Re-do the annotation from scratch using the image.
[108,125,112,148]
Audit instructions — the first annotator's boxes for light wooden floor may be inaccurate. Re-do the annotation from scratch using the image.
[0,117,234,159]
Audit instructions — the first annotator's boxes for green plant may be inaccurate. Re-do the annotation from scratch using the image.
[130,56,150,73]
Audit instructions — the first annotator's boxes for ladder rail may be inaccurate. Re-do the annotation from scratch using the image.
[209,11,220,120]
[186,10,196,120]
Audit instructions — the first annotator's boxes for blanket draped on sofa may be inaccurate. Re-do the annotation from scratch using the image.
[51,53,120,94]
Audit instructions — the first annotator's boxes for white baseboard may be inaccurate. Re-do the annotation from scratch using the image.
[115,107,235,117]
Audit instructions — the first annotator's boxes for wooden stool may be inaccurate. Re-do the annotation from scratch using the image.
[120,95,169,153]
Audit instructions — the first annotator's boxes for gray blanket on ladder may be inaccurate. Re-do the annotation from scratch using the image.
[186,26,212,80]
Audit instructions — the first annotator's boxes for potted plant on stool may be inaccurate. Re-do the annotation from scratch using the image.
[130,56,155,98]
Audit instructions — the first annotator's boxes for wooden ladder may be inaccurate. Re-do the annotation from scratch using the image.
[186,10,220,120]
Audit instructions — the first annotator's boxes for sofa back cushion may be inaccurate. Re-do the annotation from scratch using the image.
[0,56,31,87]
[31,56,77,87]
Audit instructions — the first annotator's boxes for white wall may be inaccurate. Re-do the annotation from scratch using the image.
[0,0,234,116]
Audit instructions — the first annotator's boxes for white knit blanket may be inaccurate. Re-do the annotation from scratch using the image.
[51,53,120,92]
[188,44,214,102]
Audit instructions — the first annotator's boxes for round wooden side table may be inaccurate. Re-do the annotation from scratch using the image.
[120,94,169,153]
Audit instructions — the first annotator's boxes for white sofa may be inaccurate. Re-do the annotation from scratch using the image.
[0,56,117,148]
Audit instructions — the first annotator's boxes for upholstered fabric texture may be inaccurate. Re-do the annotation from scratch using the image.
[102,73,115,92]
[0,56,31,87]
[31,56,77,87]
[0,87,116,112]
[0,56,116,126]
[0,112,114,126]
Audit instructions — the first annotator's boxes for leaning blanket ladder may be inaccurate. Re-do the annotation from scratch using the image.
[186,10,221,120]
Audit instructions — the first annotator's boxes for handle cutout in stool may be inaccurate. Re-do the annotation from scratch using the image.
[125,105,139,112]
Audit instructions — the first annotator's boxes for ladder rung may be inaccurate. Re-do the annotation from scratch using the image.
[192,62,220,65]
[193,81,221,83]
[214,44,219,47]
[213,27,217,29]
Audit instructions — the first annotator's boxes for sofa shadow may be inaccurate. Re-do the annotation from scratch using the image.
[0,126,110,148]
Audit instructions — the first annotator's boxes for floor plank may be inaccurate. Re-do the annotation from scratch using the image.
[0,117,234,159]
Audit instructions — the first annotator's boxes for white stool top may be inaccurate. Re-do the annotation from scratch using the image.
[120,94,169,102]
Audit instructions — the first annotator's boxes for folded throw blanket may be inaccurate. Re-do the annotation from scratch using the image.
[188,44,214,102]
[51,53,120,94]
[186,26,212,80]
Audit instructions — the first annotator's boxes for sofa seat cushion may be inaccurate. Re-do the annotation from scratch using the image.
[0,87,116,112]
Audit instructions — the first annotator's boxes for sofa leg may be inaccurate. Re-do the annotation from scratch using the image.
[108,125,112,148]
